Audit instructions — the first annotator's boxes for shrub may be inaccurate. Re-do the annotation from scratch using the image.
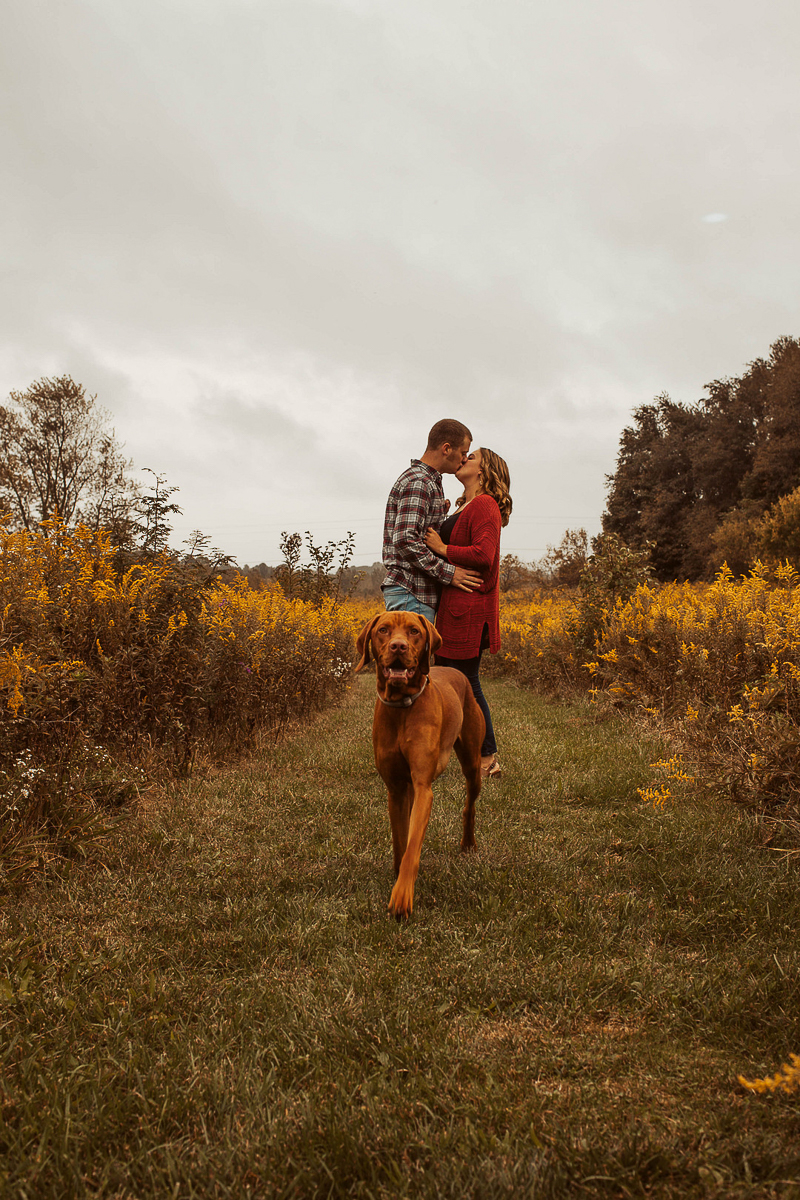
[758,486,800,568]
[576,532,653,650]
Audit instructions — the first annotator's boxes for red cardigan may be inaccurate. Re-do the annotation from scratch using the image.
[435,494,501,659]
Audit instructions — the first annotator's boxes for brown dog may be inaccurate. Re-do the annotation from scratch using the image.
[355,610,485,918]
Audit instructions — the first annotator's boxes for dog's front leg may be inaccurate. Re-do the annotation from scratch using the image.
[386,782,412,876]
[388,782,433,919]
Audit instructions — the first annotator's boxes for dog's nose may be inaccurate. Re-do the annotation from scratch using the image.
[389,637,408,653]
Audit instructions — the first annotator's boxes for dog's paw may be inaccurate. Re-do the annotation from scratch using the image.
[460,837,477,853]
[388,880,414,919]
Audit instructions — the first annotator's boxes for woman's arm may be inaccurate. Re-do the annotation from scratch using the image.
[444,497,501,570]
[424,527,447,557]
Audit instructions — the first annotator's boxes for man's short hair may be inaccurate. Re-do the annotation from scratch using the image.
[426,419,472,451]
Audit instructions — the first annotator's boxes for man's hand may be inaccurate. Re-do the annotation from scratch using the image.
[452,566,482,592]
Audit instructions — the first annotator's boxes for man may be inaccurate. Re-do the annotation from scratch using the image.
[382,418,482,621]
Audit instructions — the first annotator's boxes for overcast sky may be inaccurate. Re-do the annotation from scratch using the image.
[3,0,798,566]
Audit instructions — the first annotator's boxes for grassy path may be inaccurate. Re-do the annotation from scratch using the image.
[2,678,799,1198]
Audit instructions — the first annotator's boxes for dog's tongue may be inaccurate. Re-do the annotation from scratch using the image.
[385,667,411,684]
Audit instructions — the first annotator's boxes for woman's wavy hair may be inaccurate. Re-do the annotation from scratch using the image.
[456,447,513,527]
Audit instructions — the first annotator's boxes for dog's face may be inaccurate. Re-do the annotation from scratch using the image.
[355,611,442,695]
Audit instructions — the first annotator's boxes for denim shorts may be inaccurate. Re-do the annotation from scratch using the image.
[381,584,437,624]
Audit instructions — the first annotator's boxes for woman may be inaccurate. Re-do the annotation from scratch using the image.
[425,447,512,780]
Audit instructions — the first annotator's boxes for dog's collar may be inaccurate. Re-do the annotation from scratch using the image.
[378,674,429,708]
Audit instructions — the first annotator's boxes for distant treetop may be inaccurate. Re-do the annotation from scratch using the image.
[0,374,140,542]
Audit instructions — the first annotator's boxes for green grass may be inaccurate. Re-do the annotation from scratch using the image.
[1,677,799,1198]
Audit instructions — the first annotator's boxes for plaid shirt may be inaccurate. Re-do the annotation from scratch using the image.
[382,460,456,608]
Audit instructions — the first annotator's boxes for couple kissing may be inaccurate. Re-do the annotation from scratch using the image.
[381,418,512,780]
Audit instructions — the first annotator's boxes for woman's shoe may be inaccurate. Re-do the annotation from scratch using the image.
[481,757,501,780]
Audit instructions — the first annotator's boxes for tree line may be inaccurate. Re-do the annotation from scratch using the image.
[9,339,800,597]
[602,335,800,580]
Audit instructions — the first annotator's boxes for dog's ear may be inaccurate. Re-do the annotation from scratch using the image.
[419,615,442,675]
[354,613,384,672]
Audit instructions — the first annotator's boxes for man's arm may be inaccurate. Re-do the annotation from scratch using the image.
[450,565,482,591]
[392,484,457,585]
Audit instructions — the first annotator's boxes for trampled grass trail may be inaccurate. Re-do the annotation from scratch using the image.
[2,677,800,1198]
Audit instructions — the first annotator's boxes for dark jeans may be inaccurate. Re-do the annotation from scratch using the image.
[435,652,497,758]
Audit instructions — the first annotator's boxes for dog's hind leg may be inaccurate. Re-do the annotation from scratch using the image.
[453,696,485,852]
[453,738,481,852]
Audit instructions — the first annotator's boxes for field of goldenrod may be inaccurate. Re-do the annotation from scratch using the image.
[0,521,359,870]
[494,564,800,811]
[5,530,800,875]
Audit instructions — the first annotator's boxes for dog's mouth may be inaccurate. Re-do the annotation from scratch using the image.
[382,660,415,687]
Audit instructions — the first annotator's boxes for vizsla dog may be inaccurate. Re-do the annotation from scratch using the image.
[355,611,485,918]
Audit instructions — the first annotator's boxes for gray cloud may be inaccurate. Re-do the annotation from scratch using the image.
[2,0,799,565]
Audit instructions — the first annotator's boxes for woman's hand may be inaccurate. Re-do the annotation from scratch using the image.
[425,527,447,557]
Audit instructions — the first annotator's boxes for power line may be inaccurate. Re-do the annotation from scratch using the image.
[178,515,596,533]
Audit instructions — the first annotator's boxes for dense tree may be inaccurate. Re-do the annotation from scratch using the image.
[603,395,704,579]
[603,336,800,580]
[0,375,139,537]
[741,336,800,505]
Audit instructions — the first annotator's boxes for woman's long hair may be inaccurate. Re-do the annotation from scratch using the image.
[455,448,512,527]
